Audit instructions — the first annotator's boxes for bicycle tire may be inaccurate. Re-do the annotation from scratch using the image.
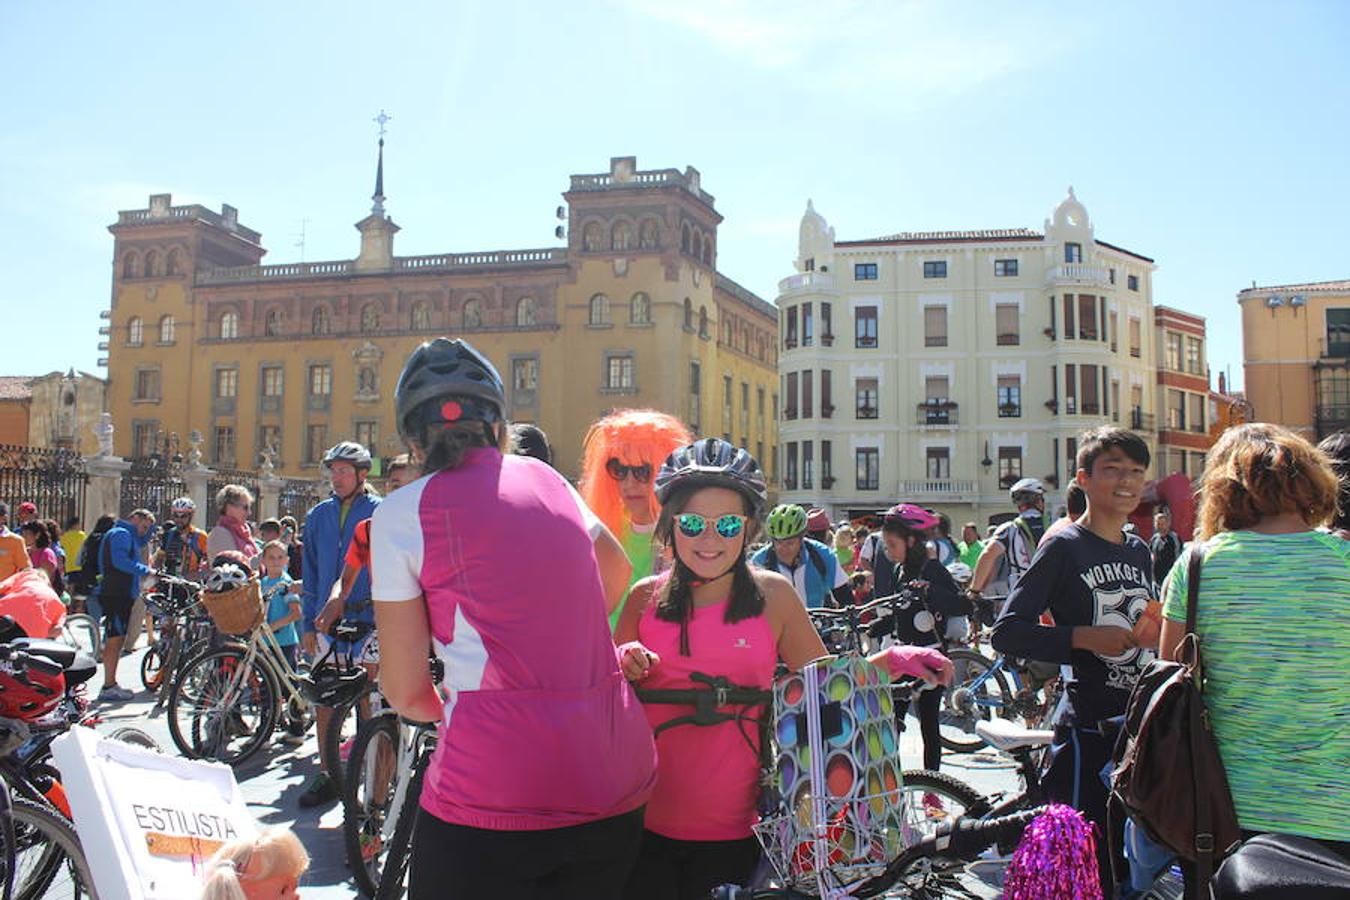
[139,641,168,693]
[8,795,98,900]
[373,752,427,900]
[938,649,1014,753]
[108,726,161,752]
[323,685,370,797]
[166,646,279,766]
[898,769,994,842]
[343,713,399,897]
[59,615,100,660]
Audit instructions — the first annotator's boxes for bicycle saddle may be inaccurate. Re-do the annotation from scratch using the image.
[10,638,97,687]
[975,717,1053,751]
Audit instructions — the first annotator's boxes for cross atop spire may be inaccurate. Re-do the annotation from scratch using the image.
[371,110,392,216]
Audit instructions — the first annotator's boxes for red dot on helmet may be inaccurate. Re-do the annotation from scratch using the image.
[440,400,463,422]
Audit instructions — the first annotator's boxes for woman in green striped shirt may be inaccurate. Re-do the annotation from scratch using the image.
[1161,423,1350,849]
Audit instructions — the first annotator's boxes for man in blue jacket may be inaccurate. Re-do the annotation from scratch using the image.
[299,441,380,807]
[94,509,156,702]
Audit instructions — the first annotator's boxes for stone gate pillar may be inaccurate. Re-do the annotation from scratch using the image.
[82,454,131,525]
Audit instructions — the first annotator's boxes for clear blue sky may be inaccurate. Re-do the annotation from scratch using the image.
[4,1,1348,390]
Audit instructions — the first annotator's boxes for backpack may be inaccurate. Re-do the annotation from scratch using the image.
[1110,546,1241,886]
[76,531,105,593]
[761,540,830,581]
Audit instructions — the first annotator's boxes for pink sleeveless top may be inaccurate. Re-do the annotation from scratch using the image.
[638,596,777,840]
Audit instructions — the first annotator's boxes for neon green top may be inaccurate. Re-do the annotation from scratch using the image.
[611,522,656,631]
[1162,531,1350,841]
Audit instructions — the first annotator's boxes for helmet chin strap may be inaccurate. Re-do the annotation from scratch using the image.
[674,549,740,587]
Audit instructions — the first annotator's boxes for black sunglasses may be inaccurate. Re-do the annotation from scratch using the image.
[606,458,653,484]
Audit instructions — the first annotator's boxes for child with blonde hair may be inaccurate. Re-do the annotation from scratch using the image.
[200,827,308,900]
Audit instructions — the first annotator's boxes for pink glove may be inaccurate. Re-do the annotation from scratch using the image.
[877,646,954,685]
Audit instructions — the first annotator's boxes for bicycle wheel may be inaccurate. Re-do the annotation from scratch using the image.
[939,649,1014,753]
[167,646,279,766]
[898,769,993,843]
[324,685,371,797]
[59,614,100,660]
[108,726,162,752]
[8,795,98,900]
[374,753,427,900]
[343,713,399,897]
[139,639,169,693]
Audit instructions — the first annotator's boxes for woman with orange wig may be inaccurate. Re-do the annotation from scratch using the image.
[580,409,692,629]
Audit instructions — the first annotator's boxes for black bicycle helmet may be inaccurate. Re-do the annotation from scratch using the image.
[655,438,767,516]
[395,337,506,442]
[297,662,369,708]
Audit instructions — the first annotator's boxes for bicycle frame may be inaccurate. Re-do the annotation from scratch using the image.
[376,721,435,849]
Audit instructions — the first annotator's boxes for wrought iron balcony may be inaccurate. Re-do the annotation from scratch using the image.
[916,402,958,426]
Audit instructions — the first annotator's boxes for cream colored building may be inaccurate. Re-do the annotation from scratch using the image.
[776,190,1161,525]
[1239,279,1350,440]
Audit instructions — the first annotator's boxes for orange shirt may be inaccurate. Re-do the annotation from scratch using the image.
[0,532,30,582]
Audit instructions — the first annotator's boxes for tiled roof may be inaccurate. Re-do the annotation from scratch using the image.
[1239,279,1350,295]
[0,377,34,401]
[840,228,1041,246]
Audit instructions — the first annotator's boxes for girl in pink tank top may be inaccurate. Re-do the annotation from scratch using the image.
[615,439,956,900]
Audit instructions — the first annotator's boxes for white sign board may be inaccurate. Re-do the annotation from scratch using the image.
[52,727,258,900]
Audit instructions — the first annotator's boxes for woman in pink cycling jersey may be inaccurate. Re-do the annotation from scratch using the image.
[371,338,656,900]
[615,440,952,899]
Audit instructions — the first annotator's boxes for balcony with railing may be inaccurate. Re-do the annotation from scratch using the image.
[899,479,978,498]
[1046,264,1111,287]
[916,401,958,427]
[777,272,835,297]
[196,247,567,285]
[1130,409,1156,432]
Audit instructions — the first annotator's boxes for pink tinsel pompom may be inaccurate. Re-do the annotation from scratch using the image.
[1003,804,1102,900]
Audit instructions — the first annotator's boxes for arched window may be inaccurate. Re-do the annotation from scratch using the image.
[692,231,703,261]
[127,316,144,346]
[143,249,160,277]
[516,297,536,327]
[683,297,693,330]
[411,300,431,330]
[360,304,380,332]
[582,222,603,252]
[158,315,175,344]
[681,223,691,253]
[639,219,659,250]
[698,306,709,338]
[311,306,331,335]
[122,251,140,279]
[589,293,611,326]
[264,308,284,336]
[630,292,651,325]
[703,239,713,265]
[462,298,483,329]
[611,221,634,251]
[165,248,182,276]
[220,311,239,339]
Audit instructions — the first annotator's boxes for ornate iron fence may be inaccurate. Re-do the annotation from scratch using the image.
[118,456,186,521]
[278,477,326,522]
[0,444,88,525]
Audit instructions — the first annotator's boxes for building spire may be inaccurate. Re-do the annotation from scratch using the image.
[371,109,391,216]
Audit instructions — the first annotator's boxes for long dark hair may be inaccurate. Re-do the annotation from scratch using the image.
[653,486,764,656]
[882,519,929,581]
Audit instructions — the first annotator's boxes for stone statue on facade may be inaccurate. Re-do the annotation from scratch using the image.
[94,413,114,457]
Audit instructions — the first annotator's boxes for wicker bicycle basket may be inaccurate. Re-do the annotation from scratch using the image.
[201,578,264,635]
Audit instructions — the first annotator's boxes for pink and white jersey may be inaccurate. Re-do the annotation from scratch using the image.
[371,448,656,831]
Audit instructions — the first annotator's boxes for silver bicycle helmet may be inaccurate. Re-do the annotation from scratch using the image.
[1009,477,1046,506]
[204,563,250,594]
[655,438,767,516]
[170,496,196,514]
[322,441,372,470]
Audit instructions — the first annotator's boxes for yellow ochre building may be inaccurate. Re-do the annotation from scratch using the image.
[103,154,780,482]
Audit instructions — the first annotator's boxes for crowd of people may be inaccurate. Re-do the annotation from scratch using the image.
[2,333,1347,900]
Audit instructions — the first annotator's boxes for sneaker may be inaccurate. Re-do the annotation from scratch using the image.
[299,774,338,808]
[97,685,135,703]
[278,732,306,747]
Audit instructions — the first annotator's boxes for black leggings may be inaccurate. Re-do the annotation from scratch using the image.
[409,806,644,900]
[623,830,761,900]
[900,685,943,770]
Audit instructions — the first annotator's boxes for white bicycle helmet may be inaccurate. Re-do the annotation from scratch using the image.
[322,441,372,470]
[204,563,250,594]
[170,496,196,514]
[1009,477,1046,505]
[946,562,973,586]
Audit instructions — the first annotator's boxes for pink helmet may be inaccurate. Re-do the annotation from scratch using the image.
[884,503,940,531]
